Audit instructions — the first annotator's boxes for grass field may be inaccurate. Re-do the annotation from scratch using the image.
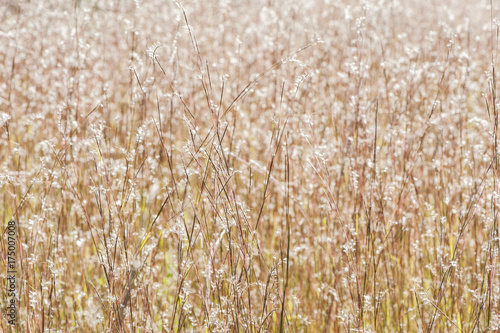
[1,0,500,331]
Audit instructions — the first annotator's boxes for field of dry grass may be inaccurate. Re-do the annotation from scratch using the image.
[1,0,500,332]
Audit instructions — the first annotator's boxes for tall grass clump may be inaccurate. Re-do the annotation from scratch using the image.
[1,0,500,331]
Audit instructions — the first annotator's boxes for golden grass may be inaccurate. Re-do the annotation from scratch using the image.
[1,0,500,331]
